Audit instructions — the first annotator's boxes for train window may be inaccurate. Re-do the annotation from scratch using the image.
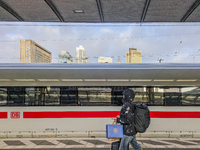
[25,88,34,105]
[148,87,181,106]
[60,87,78,105]
[44,87,60,106]
[25,87,46,106]
[131,87,149,105]
[112,87,126,106]
[181,87,200,106]
[78,87,112,106]
[25,87,60,106]
[1,86,200,106]
[182,95,196,105]
[195,96,200,105]
[7,87,24,106]
[164,94,181,106]
[0,88,7,105]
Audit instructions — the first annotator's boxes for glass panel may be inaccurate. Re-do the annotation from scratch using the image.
[151,87,181,106]
[25,87,45,106]
[131,87,149,105]
[181,87,200,106]
[148,87,164,106]
[1,86,200,106]
[7,87,24,106]
[25,87,60,106]
[0,88,7,105]
[44,87,60,105]
[61,87,78,105]
[78,87,112,106]
[195,96,200,105]
[112,86,126,106]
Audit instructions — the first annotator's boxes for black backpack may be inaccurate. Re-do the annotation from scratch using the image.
[134,103,150,133]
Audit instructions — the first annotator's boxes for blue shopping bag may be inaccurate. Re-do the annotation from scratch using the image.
[106,121,123,138]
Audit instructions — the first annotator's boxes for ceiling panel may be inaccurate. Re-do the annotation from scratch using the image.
[2,0,60,22]
[0,6,18,21]
[145,0,196,22]
[101,0,146,22]
[185,3,200,22]
[52,0,101,22]
[0,0,200,23]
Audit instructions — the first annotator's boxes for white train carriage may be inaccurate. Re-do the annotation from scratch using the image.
[0,63,200,138]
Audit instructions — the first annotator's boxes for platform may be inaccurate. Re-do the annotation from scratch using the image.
[0,138,200,150]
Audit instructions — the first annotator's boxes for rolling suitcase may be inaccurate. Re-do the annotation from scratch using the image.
[111,141,120,150]
[111,139,129,150]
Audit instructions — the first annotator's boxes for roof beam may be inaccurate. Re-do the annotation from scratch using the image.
[0,0,23,21]
[141,0,151,22]
[181,0,200,22]
[45,0,64,22]
[96,0,104,22]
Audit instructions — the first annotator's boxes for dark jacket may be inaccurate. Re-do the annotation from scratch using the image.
[117,98,137,136]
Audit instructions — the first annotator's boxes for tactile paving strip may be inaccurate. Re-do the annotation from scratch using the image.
[57,140,83,145]
[83,140,110,145]
[4,140,26,146]
[30,140,55,145]
[138,140,170,145]
[162,140,197,145]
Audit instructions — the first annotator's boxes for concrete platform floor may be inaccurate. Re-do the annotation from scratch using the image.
[0,138,200,150]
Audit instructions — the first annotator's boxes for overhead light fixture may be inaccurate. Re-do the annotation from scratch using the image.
[107,79,129,81]
[130,79,151,81]
[61,79,83,81]
[73,10,84,13]
[0,79,11,81]
[84,79,106,81]
[154,79,174,82]
[38,79,59,81]
[176,79,197,82]
[14,79,35,82]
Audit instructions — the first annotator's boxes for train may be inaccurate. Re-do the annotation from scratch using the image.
[0,63,200,138]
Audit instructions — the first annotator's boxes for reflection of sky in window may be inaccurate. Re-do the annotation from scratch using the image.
[181,87,198,93]
[132,87,146,92]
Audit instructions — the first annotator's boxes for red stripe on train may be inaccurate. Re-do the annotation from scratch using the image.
[0,112,7,119]
[23,111,200,118]
[151,111,200,118]
[23,111,120,118]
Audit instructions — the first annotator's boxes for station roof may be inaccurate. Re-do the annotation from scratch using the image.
[0,0,200,23]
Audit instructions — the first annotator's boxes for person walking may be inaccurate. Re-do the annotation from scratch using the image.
[114,88,142,150]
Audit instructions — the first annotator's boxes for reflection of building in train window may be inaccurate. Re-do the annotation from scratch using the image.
[181,87,200,106]
[24,87,60,106]
[131,87,149,104]
[1,86,200,106]
[78,87,111,105]
[0,88,7,106]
